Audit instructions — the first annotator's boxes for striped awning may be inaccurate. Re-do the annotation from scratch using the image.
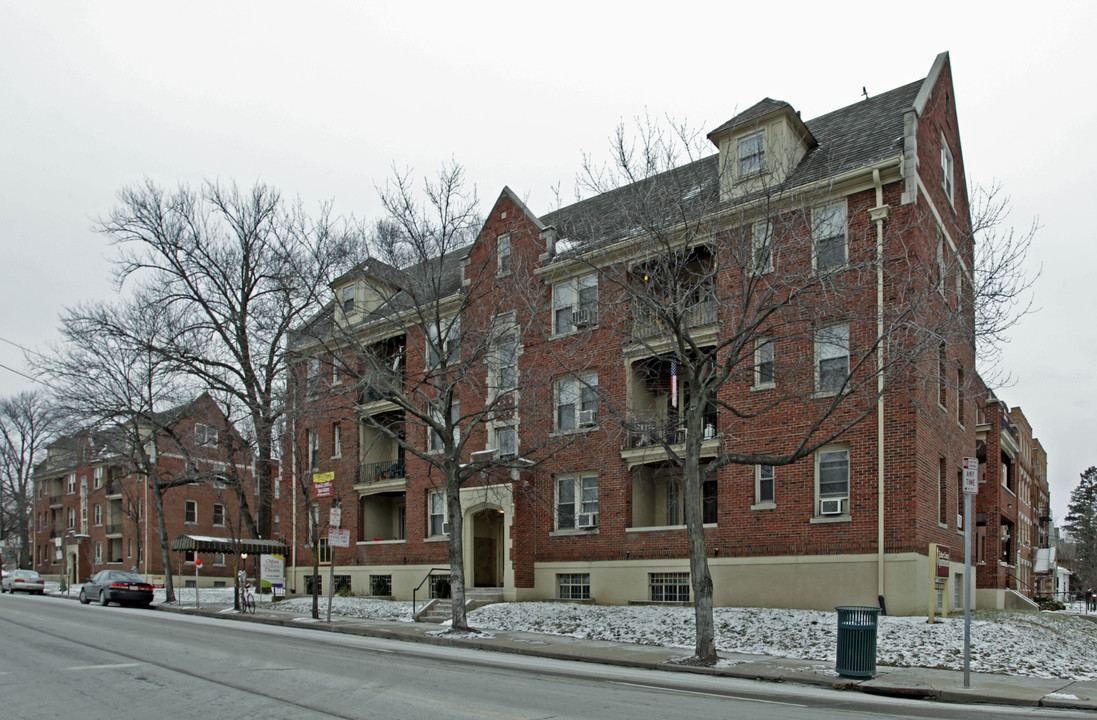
[170,534,287,555]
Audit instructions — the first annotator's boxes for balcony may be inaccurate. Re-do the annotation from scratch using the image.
[106,522,123,536]
[620,412,720,467]
[359,458,406,484]
[49,492,63,507]
[630,296,717,339]
[104,481,123,498]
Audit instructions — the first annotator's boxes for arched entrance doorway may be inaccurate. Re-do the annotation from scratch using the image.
[470,508,504,588]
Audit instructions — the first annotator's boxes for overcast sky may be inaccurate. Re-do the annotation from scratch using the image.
[2,2,1094,519]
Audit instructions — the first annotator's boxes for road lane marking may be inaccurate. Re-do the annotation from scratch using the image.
[64,663,141,671]
[611,681,805,706]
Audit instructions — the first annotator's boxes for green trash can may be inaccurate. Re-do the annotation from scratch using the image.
[835,605,881,678]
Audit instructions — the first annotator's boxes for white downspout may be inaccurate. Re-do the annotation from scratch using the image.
[870,169,891,603]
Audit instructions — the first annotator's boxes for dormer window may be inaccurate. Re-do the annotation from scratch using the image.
[739,132,765,177]
[342,285,356,313]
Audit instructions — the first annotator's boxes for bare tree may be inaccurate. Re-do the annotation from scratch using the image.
[37,297,197,603]
[552,114,983,663]
[96,180,352,541]
[295,163,563,631]
[0,392,59,569]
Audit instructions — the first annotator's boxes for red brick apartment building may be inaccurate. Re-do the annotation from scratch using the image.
[282,53,1049,614]
[32,394,261,588]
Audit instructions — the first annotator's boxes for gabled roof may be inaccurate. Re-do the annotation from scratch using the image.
[706,97,794,139]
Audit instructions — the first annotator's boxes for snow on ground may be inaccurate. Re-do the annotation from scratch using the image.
[40,579,1097,680]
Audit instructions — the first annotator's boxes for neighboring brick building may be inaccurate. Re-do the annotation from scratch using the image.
[283,53,1043,615]
[31,394,262,589]
[972,384,1053,608]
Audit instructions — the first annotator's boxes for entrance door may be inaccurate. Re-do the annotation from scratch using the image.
[471,509,503,587]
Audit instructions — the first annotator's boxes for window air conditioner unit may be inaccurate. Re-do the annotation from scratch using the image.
[573,307,595,328]
[577,513,598,529]
[957,514,964,529]
[820,498,844,516]
[578,409,597,427]
[442,522,451,535]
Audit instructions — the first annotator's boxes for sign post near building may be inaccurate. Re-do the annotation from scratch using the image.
[962,456,979,687]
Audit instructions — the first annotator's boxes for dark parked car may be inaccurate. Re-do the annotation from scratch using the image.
[1,569,45,595]
[79,570,153,607]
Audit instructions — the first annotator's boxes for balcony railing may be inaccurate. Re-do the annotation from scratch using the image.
[359,458,406,484]
[1001,412,1018,441]
[631,296,716,339]
[104,481,123,497]
[625,412,719,449]
[49,492,63,505]
[106,522,123,534]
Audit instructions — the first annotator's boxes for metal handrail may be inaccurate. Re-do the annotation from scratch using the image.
[411,567,450,617]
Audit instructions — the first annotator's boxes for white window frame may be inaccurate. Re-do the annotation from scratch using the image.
[754,337,775,389]
[308,429,320,471]
[67,507,75,528]
[738,132,765,178]
[342,284,356,313]
[195,422,218,448]
[496,425,517,459]
[941,137,954,206]
[555,474,599,531]
[555,372,598,432]
[184,499,197,525]
[553,274,598,335]
[494,336,517,396]
[213,503,226,527]
[497,233,511,275]
[332,422,342,458]
[428,400,460,453]
[755,465,775,505]
[815,323,849,395]
[752,221,773,273]
[813,200,847,273]
[94,467,103,489]
[94,541,102,564]
[815,446,850,517]
[557,572,591,600]
[428,490,448,537]
[94,504,103,526]
[427,316,460,368]
[649,572,690,602]
[67,473,76,494]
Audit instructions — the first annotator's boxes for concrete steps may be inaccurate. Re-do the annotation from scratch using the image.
[414,588,504,623]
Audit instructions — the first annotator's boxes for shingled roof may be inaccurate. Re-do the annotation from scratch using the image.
[541,77,923,253]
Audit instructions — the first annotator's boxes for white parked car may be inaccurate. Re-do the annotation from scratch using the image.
[1,569,46,595]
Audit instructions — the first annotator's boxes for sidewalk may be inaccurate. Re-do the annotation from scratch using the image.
[145,598,1097,711]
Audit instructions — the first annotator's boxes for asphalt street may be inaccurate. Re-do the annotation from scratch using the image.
[0,594,1088,720]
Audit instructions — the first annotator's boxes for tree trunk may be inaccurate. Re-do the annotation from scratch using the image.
[446,474,469,631]
[254,417,274,539]
[150,476,176,604]
[682,402,716,664]
[310,528,320,620]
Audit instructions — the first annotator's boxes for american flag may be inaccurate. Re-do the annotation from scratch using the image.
[670,360,678,408]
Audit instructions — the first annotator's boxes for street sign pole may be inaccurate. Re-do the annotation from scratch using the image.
[962,456,978,688]
[195,557,202,609]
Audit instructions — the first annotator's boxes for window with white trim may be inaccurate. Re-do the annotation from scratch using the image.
[553,275,598,334]
[308,429,319,471]
[556,474,599,530]
[815,323,849,394]
[307,357,321,393]
[497,233,511,274]
[184,500,197,524]
[754,338,774,389]
[938,342,947,408]
[555,373,597,432]
[195,422,218,447]
[67,473,76,494]
[816,447,849,516]
[752,221,773,273]
[756,465,775,504]
[428,490,447,537]
[557,573,591,600]
[496,426,516,459]
[94,504,103,526]
[94,467,103,489]
[738,132,765,177]
[342,284,356,313]
[495,337,517,395]
[941,139,954,205]
[427,317,460,368]
[213,503,225,526]
[429,400,460,452]
[332,422,342,458]
[67,507,75,528]
[214,552,226,566]
[650,572,690,602]
[94,542,102,563]
[813,201,847,272]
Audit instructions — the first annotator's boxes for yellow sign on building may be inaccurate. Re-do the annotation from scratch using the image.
[311,471,334,484]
